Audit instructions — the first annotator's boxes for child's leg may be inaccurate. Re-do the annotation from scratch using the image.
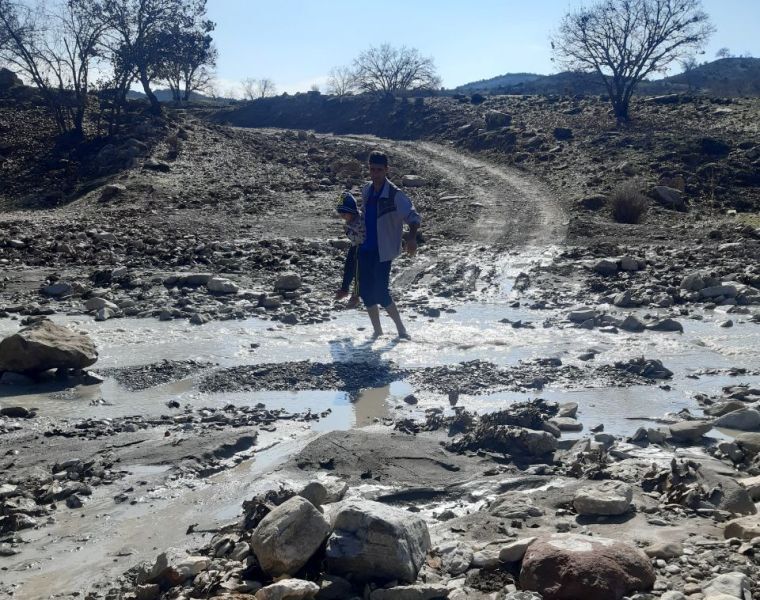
[337,246,356,298]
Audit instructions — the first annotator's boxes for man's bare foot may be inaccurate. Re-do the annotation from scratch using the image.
[347,295,360,309]
[335,289,349,300]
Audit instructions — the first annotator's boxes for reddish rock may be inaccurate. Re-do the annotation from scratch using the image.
[519,534,655,600]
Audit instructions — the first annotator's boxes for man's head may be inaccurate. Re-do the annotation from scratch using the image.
[368,151,389,189]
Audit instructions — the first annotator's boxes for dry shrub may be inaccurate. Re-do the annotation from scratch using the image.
[166,133,181,159]
[611,181,648,224]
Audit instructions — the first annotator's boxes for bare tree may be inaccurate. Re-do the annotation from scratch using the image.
[326,65,356,97]
[715,47,732,59]
[552,0,714,123]
[256,77,276,98]
[0,0,107,135]
[241,77,276,100]
[352,44,441,94]
[241,77,255,100]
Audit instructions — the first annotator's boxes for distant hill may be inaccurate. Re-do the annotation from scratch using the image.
[455,57,760,97]
[652,57,760,96]
[456,73,544,92]
[126,88,234,103]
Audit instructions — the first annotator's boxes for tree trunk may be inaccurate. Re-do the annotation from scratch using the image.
[612,93,630,124]
[138,67,161,114]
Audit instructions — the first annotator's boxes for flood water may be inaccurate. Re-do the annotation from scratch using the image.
[1,261,758,599]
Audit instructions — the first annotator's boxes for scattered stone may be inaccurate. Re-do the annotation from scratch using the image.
[370,584,450,600]
[100,184,127,202]
[251,496,331,577]
[207,277,239,294]
[593,260,618,276]
[436,540,473,576]
[275,272,302,291]
[401,175,426,187]
[644,541,683,560]
[646,318,684,333]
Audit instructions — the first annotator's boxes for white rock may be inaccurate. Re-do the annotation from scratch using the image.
[702,571,752,599]
[572,481,633,516]
[499,537,536,563]
[254,578,319,600]
[207,277,239,294]
[252,496,330,576]
[437,541,473,575]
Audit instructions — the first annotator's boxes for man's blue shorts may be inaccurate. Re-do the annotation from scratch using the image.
[357,249,393,308]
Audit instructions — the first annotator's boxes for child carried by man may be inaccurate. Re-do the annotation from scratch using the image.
[334,191,365,308]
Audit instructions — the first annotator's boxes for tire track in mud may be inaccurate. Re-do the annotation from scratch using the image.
[338,135,569,248]
[335,134,568,295]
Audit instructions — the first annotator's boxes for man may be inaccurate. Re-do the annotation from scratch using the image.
[357,150,420,339]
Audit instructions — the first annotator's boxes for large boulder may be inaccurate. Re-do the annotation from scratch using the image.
[0,320,97,373]
[485,110,512,129]
[519,534,655,600]
[702,572,752,599]
[652,186,687,211]
[713,408,760,431]
[325,499,431,584]
[735,432,760,456]
[724,515,760,541]
[573,481,633,516]
[668,420,712,442]
[251,496,330,577]
[275,272,302,292]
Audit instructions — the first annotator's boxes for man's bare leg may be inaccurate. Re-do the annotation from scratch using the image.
[384,302,409,338]
[367,305,383,337]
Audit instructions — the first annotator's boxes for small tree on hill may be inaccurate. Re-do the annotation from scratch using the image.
[326,65,356,97]
[352,44,440,94]
[552,0,714,123]
[679,55,699,91]
[241,77,276,100]
[715,47,732,59]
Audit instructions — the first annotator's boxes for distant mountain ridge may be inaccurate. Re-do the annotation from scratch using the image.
[456,57,760,97]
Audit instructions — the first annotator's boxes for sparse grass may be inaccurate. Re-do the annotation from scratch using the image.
[611,181,649,224]
[737,213,760,228]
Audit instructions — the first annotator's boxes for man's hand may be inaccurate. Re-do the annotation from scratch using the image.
[404,226,419,257]
[404,235,417,257]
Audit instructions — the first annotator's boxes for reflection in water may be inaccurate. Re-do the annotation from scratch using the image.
[353,385,391,425]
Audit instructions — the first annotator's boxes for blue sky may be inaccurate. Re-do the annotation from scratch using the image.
[206,0,760,95]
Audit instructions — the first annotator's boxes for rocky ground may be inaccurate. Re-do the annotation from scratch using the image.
[0,86,759,600]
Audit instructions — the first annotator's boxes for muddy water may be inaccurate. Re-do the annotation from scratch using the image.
[1,271,758,599]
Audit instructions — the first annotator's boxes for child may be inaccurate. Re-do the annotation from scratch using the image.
[335,191,365,308]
